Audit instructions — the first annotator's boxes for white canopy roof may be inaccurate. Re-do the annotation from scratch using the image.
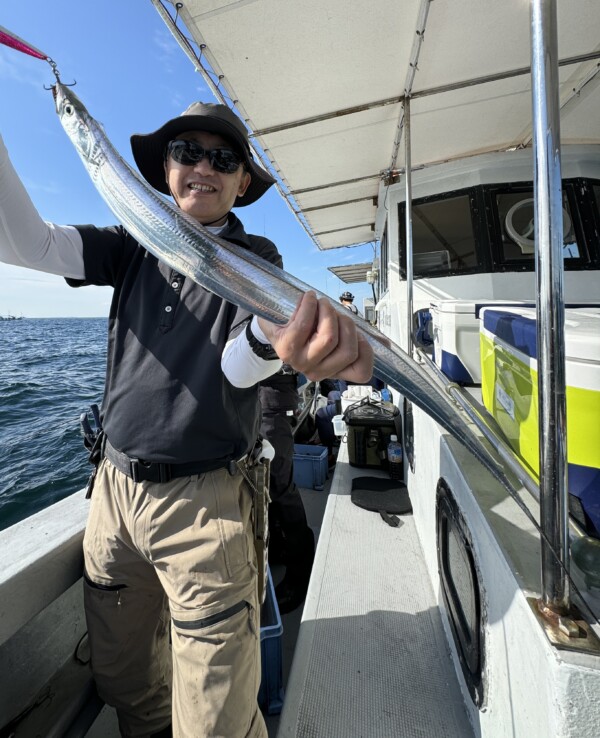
[156,0,600,250]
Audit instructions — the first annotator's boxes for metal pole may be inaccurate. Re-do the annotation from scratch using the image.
[404,97,414,355]
[530,0,569,611]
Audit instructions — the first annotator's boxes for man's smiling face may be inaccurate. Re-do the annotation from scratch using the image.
[165,130,251,225]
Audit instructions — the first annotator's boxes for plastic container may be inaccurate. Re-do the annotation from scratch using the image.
[340,385,377,413]
[293,444,328,490]
[387,434,404,480]
[259,569,284,715]
[332,414,347,436]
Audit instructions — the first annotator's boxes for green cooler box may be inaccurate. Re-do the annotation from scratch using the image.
[480,306,600,536]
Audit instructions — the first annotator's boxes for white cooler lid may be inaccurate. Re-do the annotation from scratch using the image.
[430,299,534,315]
[480,305,600,363]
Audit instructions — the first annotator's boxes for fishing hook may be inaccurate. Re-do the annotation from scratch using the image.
[42,57,76,89]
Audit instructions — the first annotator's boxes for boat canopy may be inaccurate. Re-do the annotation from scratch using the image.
[327,262,375,284]
[158,0,600,250]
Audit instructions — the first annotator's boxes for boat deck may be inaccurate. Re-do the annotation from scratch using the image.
[274,443,474,737]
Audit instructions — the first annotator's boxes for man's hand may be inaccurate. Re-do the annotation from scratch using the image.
[258,292,374,383]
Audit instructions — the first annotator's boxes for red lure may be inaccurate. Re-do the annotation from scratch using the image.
[0,24,48,61]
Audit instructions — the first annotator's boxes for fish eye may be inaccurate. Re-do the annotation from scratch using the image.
[64,104,74,115]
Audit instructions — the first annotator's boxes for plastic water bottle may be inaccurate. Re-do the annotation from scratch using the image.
[387,434,403,480]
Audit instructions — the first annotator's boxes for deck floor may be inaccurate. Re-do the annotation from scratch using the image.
[275,443,475,738]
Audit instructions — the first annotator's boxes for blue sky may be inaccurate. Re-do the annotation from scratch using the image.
[0,0,377,318]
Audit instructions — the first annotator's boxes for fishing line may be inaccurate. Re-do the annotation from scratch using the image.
[0,23,73,87]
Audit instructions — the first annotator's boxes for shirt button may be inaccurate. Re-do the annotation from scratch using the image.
[171,281,179,289]
[165,305,172,313]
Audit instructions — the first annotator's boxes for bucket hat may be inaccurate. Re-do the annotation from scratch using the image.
[131,102,275,206]
[340,291,355,301]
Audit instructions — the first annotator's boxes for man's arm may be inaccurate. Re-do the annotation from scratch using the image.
[258,292,374,384]
[0,134,85,279]
[221,316,282,387]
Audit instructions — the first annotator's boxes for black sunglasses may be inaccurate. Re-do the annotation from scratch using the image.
[166,139,243,174]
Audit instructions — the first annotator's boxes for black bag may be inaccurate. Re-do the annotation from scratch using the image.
[343,398,402,469]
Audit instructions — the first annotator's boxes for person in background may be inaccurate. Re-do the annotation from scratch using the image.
[259,368,315,615]
[0,100,373,738]
[340,290,359,315]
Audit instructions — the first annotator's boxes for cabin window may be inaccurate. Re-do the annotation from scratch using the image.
[379,226,389,295]
[398,192,479,278]
[492,185,583,264]
[592,183,600,230]
[437,479,485,707]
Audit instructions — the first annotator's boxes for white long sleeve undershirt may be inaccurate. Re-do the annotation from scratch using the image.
[0,134,85,278]
[221,316,282,387]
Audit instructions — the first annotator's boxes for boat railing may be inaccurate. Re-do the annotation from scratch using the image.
[0,490,103,736]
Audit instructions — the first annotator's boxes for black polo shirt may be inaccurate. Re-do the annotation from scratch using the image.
[67,213,282,464]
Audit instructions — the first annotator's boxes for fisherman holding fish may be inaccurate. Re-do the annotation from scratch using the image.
[0,97,373,738]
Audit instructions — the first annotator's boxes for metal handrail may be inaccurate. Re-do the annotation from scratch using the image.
[404,96,414,357]
[530,0,570,612]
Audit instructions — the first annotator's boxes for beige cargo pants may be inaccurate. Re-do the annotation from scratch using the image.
[83,458,267,738]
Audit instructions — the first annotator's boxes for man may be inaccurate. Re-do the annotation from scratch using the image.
[0,102,373,738]
[340,290,359,314]
[259,368,315,615]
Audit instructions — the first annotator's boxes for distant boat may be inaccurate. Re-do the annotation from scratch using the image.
[0,314,23,321]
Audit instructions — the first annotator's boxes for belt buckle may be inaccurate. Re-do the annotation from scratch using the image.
[129,459,140,483]
[129,459,172,483]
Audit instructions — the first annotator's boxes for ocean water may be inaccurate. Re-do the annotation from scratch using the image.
[0,318,107,531]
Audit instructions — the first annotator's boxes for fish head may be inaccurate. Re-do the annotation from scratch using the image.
[52,82,95,161]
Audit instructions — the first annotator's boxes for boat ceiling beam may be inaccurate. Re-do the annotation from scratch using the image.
[314,223,374,236]
[250,50,600,138]
[388,0,433,175]
[301,196,377,214]
[290,174,381,196]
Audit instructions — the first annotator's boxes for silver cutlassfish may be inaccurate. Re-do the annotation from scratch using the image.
[53,82,519,498]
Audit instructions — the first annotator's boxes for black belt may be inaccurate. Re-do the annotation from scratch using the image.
[103,439,241,483]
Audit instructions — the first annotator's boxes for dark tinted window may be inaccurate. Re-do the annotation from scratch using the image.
[494,188,580,262]
[379,226,389,295]
[399,193,478,278]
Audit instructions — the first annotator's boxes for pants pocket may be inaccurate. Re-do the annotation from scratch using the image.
[170,599,263,738]
[213,470,254,579]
